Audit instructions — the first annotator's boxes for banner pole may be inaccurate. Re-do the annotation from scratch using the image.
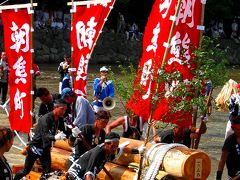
[137,0,183,179]
[30,0,34,128]
[191,0,206,148]
[192,0,206,127]
[70,0,75,91]
[0,0,10,6]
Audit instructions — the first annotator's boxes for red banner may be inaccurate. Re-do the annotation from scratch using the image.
[127,0,202,127]
[71,0,115,96]
[1,9,32,133]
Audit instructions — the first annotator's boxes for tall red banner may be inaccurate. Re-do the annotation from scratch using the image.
[71,0,115,96]
[127,0,202,127]
[1,9,32,133]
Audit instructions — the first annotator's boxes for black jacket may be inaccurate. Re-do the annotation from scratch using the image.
[0,156,13,180]
[30,112,57,149]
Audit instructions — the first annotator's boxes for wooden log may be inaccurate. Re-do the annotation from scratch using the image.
[98,163,179,180]
[29,137,210,179]
[51,147,71,171]
[116,137,152,166]
[54,139,72,152]
[26,171,41,179]
[97,162,137,180]
[115,138,211,179]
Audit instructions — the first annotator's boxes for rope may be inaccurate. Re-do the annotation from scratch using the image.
[144,143,186,180]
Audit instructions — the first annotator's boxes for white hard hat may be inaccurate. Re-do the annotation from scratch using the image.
[100,66,108,72]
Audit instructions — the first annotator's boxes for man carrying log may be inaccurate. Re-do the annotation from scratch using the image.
[67,132,120,180]
[154,125,206,148]
[67,110,111,167]
[14,99,68,180]
[105,113,145,140]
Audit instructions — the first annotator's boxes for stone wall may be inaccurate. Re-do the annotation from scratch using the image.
[2,27,240,65]
[0,28,142,65]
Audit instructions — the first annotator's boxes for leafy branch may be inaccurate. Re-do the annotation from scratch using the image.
[109,36,229,122]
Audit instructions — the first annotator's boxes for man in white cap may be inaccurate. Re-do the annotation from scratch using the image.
[92,66,114,112]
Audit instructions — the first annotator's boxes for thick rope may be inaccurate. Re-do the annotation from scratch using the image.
[143,143,186,180]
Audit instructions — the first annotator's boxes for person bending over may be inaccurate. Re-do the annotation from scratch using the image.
[14,99,68,180]
[106,113,145,140]
[156,125,206,148]
[67,110,110,167]
[67,132,120,180]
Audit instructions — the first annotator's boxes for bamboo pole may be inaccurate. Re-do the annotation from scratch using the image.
[137,0,183,179]
[0,0,10,6]
[0,3,37,10]
[67,0,111,6]
[191,0,206,148]
[70,0,75,89]
[30,0,34,127]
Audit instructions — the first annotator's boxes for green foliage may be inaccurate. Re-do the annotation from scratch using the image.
[194,36,229,87]
[108,64,136,111]
[164,36,229,115]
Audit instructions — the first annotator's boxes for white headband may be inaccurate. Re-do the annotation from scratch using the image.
[105,138,119,143]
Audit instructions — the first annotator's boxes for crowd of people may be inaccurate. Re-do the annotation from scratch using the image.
[0,52,215,179]
[34,7,71,31]
[116,12,142,41]
[0,42,239,179]
[207,18,240,45]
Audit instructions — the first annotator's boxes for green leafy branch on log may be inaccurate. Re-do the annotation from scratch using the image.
[109,36,229,121]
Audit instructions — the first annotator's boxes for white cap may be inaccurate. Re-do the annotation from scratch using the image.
[100,66,108,72]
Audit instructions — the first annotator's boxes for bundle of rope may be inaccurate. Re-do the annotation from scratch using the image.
[143,143,187,180]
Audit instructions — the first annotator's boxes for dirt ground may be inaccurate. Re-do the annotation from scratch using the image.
[1,64,234,179]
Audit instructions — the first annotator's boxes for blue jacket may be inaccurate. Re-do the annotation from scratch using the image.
[93,78,114,101]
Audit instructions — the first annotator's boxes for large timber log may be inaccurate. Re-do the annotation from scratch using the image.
[115,138,211,179]
[51,147,71,171]
[54,139,72,151]
[97,162,137,179]
[35,138,210,179]
[97,163,176,180]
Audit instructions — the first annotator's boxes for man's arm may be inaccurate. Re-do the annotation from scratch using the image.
[73,97,87,126]
[105,116,125,134]
[93,78,101,97]
[84,148,105,179]
[216,150,229,179]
